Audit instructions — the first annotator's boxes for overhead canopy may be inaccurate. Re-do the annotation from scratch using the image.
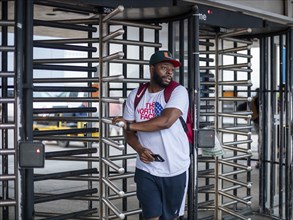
[4,0,290,37]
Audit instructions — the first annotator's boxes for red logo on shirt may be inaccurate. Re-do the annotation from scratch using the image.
[137,102,163,120]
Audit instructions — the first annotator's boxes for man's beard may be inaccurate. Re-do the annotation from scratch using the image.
[153,71,171,88]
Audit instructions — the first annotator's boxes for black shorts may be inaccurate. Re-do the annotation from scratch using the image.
[134,168,187,220]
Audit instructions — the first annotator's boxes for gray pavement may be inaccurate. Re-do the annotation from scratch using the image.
[1,135,275,219]
[35,134,273,220]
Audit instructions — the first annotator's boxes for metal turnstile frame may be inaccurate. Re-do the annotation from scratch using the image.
[1,1,293,220]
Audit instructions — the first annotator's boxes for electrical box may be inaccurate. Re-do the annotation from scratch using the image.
[19,142,45,168]
[197,129,215,148]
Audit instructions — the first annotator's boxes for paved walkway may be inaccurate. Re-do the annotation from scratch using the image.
[0,134,277,219]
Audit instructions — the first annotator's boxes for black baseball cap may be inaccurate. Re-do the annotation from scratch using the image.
[149,50,181,67]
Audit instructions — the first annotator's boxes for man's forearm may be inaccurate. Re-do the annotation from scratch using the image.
[124,130,155,163]
[124,131,144,154]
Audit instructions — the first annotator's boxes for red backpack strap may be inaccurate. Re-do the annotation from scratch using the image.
[165,81,193,143]
[163,81,180,102]
[134,82,149,109]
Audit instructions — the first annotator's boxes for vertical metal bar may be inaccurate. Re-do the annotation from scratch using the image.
[289,28,293,220]
[168,22,173,52]
[23,0,34,219]
[259,36,266,214]
[121,24,132,219]
[99,13,113,219]
[282,33,289,220]
[232,41,238,203]
[154,27,160,53]
[105,24,111,219]
[188,5,199,220]
[87,24,93,211]
[138,27,143,79]
[278,34,284,219]
[188,12,195,97]
[119,31,128,217]
[232,39,239,203]
[1,0,8,122]
[122,25,128,219]
[268,36,275,215]
[98,14,104,219]
[122,25,128,96]
[247,47,252,200]
[1,0,9,218]
[15,0,24,218]
[187,13,194,220]
[193,9,200,220]
[215,36,220,220]
[121,22,132,215]
[285,30,291,220]
[179,19,184,85]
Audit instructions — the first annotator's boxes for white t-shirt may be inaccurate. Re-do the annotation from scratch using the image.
[123,84,190,177]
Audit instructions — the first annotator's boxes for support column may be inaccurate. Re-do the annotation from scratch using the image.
[22,0,34,219]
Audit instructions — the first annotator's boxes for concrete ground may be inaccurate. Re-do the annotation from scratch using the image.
[35,134,273,220]
[1,134,276,219]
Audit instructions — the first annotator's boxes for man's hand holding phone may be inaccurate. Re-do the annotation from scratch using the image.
[151,154,165,162]
[138,148,165,163]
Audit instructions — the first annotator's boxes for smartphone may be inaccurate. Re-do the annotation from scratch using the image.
[151,154,165,162]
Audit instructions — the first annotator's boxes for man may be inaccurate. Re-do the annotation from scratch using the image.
[113,50,190,220]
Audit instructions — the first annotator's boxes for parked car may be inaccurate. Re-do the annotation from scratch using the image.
[33,116,99,148]
[33,91,121,147]
[33,91,99,147]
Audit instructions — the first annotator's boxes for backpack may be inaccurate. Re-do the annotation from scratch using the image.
[134,81,194,144]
